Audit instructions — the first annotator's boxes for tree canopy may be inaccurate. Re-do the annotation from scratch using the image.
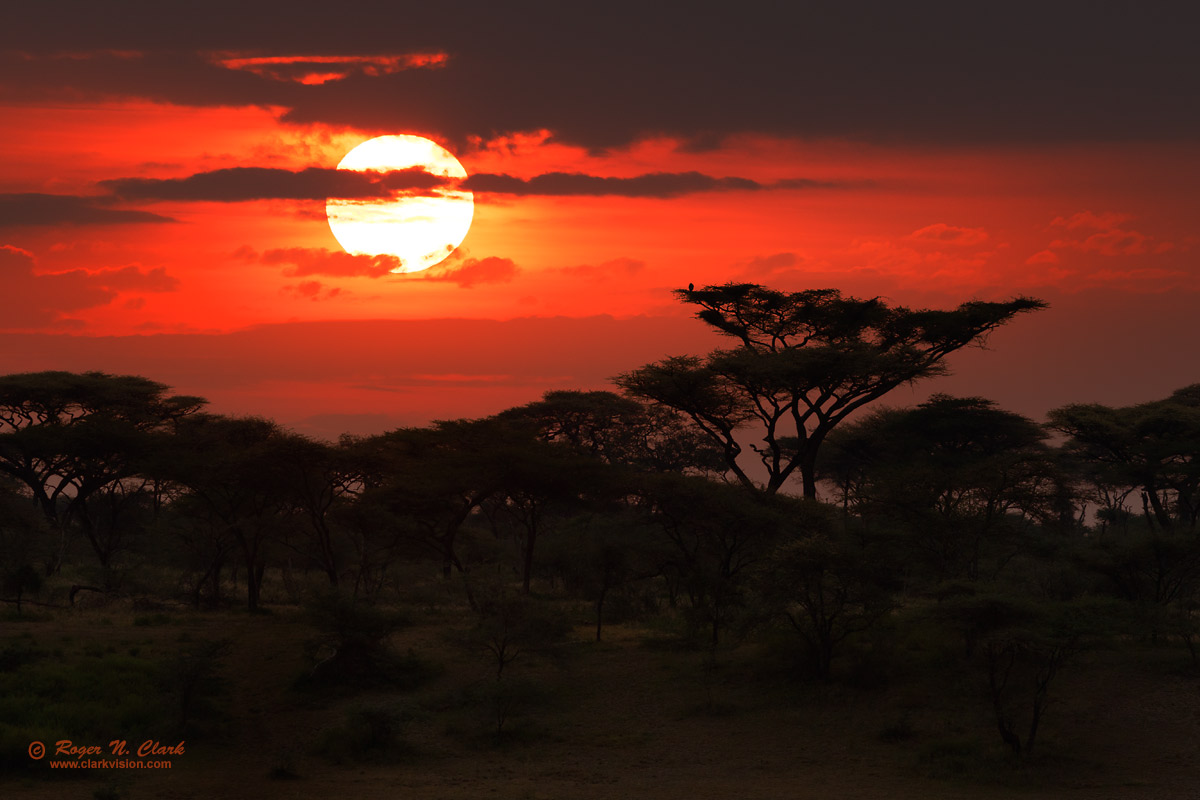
[1050,385,1200,533]
[0,371,205,568]
[617,284,1045,497]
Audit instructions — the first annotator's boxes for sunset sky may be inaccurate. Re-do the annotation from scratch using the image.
[2,3,1197,440]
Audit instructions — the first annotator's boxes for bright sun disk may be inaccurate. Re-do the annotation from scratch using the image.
[325,134,474,273]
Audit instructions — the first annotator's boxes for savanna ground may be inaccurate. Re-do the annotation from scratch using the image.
[3,570,1199,800]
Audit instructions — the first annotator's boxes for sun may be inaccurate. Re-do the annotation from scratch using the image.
[325,135,474,273]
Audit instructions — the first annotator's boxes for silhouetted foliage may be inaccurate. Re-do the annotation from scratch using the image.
[932,592,1118,757]
[0,371,204,570]
[301,591,433,691]
[164,415,310,611]
[465,579,571,678]
[352,420,507,583]
[617,284,1044,497]
[0,478,51,612]
[544,511,661,640]
[1050,385,1200,533]
[822,395,1063,583]
[483,429,617,595]
[499,389,724,474]
[757,523,896,681]
[280,436,356,588]
[9,292,1200,769]
[641,474,805,647]
[160,638,228,737]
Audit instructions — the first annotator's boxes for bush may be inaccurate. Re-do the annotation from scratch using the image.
[0,640,180,773]
[465,587,572,678]
[314,707,408,763]
[300,591,438,692]
[158,639,229,737]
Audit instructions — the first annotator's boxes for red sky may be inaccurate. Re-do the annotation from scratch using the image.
[2,3,1198,440]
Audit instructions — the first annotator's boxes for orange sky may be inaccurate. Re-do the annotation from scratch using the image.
[2,4,1198,439]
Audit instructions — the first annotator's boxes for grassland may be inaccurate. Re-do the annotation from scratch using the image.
[2,579,1199,800]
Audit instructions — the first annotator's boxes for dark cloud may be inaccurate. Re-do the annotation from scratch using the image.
[418,256,519,288]
[97,167,844,204]
[0,193,175,227]
[5,2,1198,149]
[733,252,811,282]
[246,246,517,286]
[465,172,842,198]
[101,167,448,202]
[0,245,179,328]
[250,247,401,277]
[905,224,990,246]
[556,258,645,281]
[1044,213,1166,258]
[214,52,448,85]
[281,279,345,301]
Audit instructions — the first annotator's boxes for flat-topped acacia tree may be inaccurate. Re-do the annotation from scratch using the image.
[0,371,206,568]
[616,284,1045,498]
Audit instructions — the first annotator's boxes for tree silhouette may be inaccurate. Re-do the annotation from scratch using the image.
[1050,385,1200,533]
[279,436,355,588]
[642,473,801,647]
[477,418,612,595]
[617,285,1044,497]
[547,511,660,641]
[1052,387,1200,646]
[498,389,724,475]
[0,371,204,570]
[166,415,310,611]
[934,593,1114,757]
[758,528,894,681]
[821,395,1061,582]
[0,477,50,612]
[353,420,507,584]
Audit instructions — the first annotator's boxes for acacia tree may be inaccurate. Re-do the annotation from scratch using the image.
[353,419,507,584]
[166,415,311,611]
[498,390,724,475]
[1052,387,1200,646]
[642,473,803,647]
[0,477,51,612]
[616,285,1044,497]
[0,371,205,570]
[821,395,1064,582]
[934,593,1114,757]
[1050,385,1200,533]
[278,436,358,588]
[758,530,895,681]
[546,511,662,641]
[476,418,616,595]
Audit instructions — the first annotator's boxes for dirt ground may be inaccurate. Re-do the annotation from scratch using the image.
[4,605,1200,800]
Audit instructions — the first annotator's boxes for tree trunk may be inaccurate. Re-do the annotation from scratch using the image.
[522,521,538,595]
[595,585,608,642]
[710,597,721,649]
[1143,486,1174,531]
[800,450,819,500]
[246,568,260,612]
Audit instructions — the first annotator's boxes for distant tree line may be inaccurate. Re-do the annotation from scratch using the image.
[3,282,1199,757]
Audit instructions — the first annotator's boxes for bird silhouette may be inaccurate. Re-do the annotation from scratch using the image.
[688,283,694,291]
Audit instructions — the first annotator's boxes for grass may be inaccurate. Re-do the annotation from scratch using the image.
[1,595,1199,799]
[0,616,231,778]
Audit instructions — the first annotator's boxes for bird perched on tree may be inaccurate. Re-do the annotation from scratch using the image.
[688,283,695,292]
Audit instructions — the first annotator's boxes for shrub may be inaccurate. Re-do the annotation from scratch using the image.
[300,591,437,692]
[314,707,408,763]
